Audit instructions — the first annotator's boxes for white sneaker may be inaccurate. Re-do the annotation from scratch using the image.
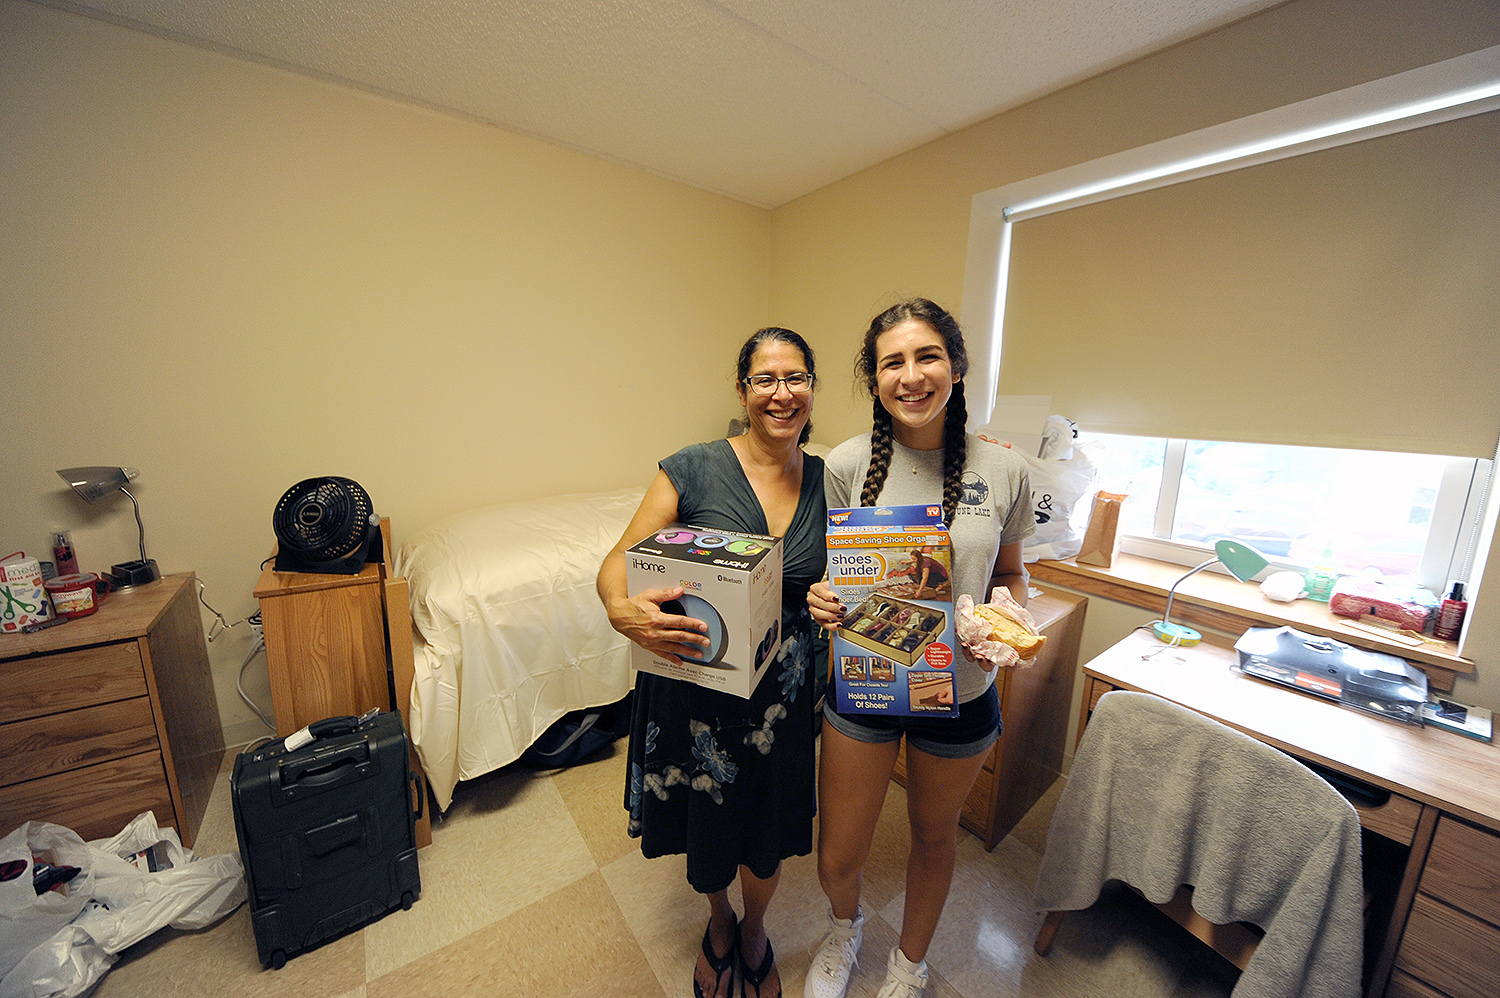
[873,947,928,998]
[804,908,864,998]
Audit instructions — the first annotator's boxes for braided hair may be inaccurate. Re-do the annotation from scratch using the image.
[736,326,816,446]
[854,299,970,527]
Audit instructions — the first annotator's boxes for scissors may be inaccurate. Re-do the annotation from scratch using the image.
[1,588,39,620]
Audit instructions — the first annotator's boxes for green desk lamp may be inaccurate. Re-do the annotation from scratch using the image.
[1152,538,1269,646]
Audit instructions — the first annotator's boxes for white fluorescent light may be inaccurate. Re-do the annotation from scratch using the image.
[1002,50,1500,221]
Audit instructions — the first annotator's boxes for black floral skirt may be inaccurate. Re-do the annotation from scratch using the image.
[624,605,817,894]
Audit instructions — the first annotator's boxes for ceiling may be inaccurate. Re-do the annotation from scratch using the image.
[43,0,1285,208]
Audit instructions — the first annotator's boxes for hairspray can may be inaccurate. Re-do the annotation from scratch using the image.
[52,531,79,577]
[1433,582,1468,641]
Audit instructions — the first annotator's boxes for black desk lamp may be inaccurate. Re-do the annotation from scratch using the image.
[56,466,161,586]
[1152,538,1269,646]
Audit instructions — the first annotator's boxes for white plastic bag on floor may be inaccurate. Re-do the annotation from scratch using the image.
[0,823,95,986]
[0,813,244,998]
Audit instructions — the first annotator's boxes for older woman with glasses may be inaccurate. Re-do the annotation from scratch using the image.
[598,327,826,998]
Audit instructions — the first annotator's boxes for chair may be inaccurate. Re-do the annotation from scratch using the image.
[1032,691,1364,998]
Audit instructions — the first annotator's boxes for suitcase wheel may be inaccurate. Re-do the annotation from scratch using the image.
[270,949,287,971]
[402,890,416,911]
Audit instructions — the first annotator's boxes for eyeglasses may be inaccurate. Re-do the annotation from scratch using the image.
[743,373,815,395]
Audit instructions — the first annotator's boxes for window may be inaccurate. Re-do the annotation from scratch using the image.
[1076,431,1482,594]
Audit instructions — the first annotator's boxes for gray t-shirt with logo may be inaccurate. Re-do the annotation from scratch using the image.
[825,432,1034,702]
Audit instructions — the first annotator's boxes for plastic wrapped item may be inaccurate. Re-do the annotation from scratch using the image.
[0,813,244,998]
[1020,449,1097,563]
[1304,549,1341,602]
[1037,415,1078,461]
[1233,625,1427,724]
[954,587,1043,671]
[1328,577,1439,633]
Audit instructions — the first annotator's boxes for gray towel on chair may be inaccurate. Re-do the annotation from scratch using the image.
[1033,691,1363,998]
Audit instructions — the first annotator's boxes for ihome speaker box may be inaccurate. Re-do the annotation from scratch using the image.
[626,524,782,698]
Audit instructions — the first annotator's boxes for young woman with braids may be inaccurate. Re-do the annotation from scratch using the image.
[802,299,1033,998]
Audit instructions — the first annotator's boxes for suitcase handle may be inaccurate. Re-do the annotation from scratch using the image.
[409,771,425,821]
[280,742,370,787]
[304,813,365,857]
[307,715,360,739]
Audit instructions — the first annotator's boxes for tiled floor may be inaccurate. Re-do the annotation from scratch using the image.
[92,740,1238,997]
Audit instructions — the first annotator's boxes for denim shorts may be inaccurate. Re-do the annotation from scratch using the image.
[823,682,1002,760]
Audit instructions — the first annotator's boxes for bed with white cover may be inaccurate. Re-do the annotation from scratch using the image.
[393,488,645,810]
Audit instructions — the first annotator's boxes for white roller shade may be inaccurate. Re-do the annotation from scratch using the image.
[997,112,1500,457]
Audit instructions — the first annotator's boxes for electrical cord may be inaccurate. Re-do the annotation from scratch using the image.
[197,578,277,730]
[225,733,276,756]
[197,578,251,642]
[238,618,277,729]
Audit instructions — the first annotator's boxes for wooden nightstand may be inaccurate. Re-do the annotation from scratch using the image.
[0,573,224,847]
[893,587,1087,849]
[253,520,430,847]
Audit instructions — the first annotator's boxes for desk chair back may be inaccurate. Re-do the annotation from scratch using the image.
[1033,690,1364,998]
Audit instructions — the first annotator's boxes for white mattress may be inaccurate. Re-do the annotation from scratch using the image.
[394,488,644,810]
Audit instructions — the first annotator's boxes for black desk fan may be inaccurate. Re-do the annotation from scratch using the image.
[272,477,383,575]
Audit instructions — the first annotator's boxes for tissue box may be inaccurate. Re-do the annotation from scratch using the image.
[625,524,782,698]
[827,504,958,717]
[1329,577,1439,633]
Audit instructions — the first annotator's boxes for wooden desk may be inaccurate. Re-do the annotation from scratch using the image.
[1079,630,1500,998]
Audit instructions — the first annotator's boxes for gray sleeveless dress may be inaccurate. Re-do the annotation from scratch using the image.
[624,439,825,894]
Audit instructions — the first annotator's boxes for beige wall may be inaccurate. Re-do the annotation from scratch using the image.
[0,0,772,748]
[5,0,1499,753]
[768,0,1500,711]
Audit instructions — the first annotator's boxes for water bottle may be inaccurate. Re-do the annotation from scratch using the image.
[1304,548,1340,603]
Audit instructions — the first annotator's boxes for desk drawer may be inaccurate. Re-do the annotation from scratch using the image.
[0,751,174,843]
[1420,816,1500,927]
[1348,789,1422,846]
[1384,969,1451,998]
[1395,893,1500,998]
[1086,677,1112,714]
[0,642,146,724]
[0,698,159,788]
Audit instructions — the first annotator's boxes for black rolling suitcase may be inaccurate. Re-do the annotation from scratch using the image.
[232,709,423,969]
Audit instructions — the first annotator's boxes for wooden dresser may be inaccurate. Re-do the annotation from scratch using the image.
[0,573,224,847]
[893,587,1087,849]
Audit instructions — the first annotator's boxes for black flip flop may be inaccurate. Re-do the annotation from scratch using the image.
[694,916,738,998]
[739,936,777,998]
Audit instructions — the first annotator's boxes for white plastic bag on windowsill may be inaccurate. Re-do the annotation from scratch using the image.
[0,813,244,998]
[1021,417,1097,563]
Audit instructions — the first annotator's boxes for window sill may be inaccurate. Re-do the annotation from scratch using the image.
[1029,554,1472,687]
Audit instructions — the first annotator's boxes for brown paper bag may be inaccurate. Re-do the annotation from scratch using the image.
[1077,491,1128,567]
